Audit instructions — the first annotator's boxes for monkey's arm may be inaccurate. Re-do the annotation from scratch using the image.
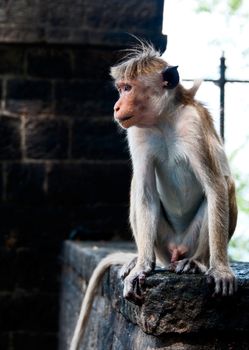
[205,178,236,295]
[185,133,236,295]
[123,152,160,301]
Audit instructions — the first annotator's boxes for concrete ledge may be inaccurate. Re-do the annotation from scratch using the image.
[59,241,249,350]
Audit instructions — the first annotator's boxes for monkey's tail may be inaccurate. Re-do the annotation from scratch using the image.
[69,251,136,350]
[189,79,202,97]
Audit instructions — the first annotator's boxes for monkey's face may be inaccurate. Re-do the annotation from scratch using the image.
[114,79,161,129]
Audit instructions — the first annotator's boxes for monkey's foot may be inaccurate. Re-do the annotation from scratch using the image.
[119,257,137,280]
[172,258,208,274]
[123,262,154,304]
[206,266,237,296]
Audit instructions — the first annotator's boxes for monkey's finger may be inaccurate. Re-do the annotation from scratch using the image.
[175,260,187,273]
[228,280,233,296]
[228,278,237,295]
[123,275,135,298]
[119,268,126,280]
[190,265,198,274]
[183,260,200,274]
[138,272,146,285]
[123,273,144,303]
[206,274,213,285]
[183,263,191,273]
[222,280,229,296]
[134,278,141,296]
[167,262,177,272]
[124,285,144,305]
[214,279,222,295]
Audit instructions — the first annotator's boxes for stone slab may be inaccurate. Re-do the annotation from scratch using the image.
[59,241,249,349]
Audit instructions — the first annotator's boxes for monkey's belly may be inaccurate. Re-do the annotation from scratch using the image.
[156,163,204,233]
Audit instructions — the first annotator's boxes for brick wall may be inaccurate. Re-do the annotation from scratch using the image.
[0,0,166,348]
[0,44,132,348]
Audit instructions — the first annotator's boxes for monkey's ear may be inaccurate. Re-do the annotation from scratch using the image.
[162,66,179,89]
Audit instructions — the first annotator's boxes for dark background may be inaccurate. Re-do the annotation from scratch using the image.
[0,0,166,348]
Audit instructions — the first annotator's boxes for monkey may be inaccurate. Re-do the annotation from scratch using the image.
[69,42,237,350]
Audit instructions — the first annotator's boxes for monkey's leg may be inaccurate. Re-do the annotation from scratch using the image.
[226,176,238,238]
[173,203,237,295]
[122,206,174,280]
[174,200,209,274]
[154,209,175,266]
[123,207,178,303]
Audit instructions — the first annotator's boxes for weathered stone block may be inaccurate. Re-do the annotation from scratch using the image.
[0,164,2,200]
[12,331,57,350]
[71,118,129,160]
[0,289,57,332]
[0,1,39,26]
[0,115,21,160]
[0,247,16,290]
[25,117,69,159]
[7,79,52,101]
[84,0,164,33]
[6,79,52,114]
[5,163,45,203]
[0,332,9,349]
[66,204,130,241]
[54,80,116,116]
[72,48,119,80]
[0,25,43,43]
[12,247,60,292]
[0,247,50,291]
[45,0,86,28]
[80,30,166,50]
[27,48,72,79]
[0,46,25,75]
[47,162,130,205]
[59,241,249,350]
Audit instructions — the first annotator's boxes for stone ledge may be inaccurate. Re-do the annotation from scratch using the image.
[0,28,167,49]
[59,241,249,350]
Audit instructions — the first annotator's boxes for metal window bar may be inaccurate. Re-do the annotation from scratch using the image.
[183,54,249,142]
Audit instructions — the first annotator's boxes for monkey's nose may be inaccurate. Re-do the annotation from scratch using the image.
[114,101,121,112]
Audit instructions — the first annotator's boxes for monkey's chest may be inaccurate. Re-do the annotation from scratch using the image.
[155,157,203,231]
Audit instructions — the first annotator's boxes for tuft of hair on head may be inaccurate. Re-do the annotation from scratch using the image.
[110,39,167,81]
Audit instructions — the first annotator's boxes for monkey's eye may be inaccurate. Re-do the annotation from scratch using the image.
[124,84,132,92]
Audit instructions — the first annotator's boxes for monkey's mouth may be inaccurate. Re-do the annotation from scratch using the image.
[119,115,133,123]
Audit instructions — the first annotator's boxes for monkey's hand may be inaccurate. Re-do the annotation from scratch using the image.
[172,258,208,274]
[122,261,155,304]
[206,266,237,296]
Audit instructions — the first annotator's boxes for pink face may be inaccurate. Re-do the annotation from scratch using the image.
[113,79,159,129]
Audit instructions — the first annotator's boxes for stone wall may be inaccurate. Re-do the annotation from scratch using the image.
[0,0,166,348]
[60,242,249,350]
